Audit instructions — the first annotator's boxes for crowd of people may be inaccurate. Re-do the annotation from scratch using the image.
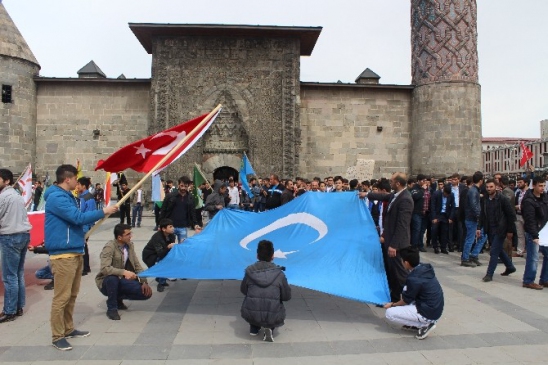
[1,164,547,348]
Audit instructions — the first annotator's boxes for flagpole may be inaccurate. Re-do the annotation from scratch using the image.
[86,104,222,239]
[194,162,211,186]
[13,163,31,187]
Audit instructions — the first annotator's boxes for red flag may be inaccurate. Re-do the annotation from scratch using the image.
[27,211,45,247]
[519,141,534,167]
[95,110,220,173]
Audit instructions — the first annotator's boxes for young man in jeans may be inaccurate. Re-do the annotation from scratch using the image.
[521,176,548,290]
[461,171,484,267]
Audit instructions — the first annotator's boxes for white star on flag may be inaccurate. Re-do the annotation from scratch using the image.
[134,143,151,159]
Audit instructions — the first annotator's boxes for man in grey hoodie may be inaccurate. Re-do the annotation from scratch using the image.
[204,179,227,219]
[240,240,291,342]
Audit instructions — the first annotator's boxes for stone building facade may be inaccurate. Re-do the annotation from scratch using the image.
[0,0,482,185]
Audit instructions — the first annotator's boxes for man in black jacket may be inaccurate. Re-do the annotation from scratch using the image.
[361,172,414,302]
[241,240,291,342]
[160,177,199,243]
[480,179,517,282]
[409,174,428,252]
[265,174,284,210]
[383,247,444,340]
[430,184,455,254]
[142,218,176,292]
[521,176,548,290]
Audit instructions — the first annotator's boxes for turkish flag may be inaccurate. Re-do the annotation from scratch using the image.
[519,141,534,167]
[95,110,220,173]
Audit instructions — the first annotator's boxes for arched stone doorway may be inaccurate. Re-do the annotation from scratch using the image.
[213,166,238,182]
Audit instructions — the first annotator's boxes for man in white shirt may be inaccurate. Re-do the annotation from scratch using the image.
[227,178,240,209]
[132,188,145,228]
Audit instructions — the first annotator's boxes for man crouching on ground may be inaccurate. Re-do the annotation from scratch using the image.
[240,240,291,342]
[383,246,444,340]
[96,224,152,320]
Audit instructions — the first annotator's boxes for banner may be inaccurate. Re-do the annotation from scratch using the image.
[140,192,390,304]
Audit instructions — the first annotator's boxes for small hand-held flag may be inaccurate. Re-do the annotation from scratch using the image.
[519,141,534,167]
[95,109,221,173]
[239,153,256,198]
[193,164,209,209]
[17,164,33,209]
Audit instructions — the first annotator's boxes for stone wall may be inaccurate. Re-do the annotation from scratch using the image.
[35,80,150,186]
[0,56,39,172]
[411,82,482,176]
[150,36,300,180]
[299,85,412,179]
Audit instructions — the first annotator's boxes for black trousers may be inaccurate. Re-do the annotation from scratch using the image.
[119,205,131,225]
[383,242,409,302]
[431,220,450,251]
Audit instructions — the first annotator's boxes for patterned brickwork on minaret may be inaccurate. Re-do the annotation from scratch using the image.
[411,0,478,85]
[410,0,482,176]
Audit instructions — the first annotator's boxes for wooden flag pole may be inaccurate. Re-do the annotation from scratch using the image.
[85,104,222,239]
[13,163,31,187]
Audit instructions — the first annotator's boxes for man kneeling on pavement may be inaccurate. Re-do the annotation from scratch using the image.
[95,224,152,320]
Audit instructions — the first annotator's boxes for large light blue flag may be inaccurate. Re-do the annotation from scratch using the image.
[239,154,255,198]
[140,192,390,304]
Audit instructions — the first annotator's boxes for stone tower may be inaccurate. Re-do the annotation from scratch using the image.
[0,1,40,172]
[410,0,481,175]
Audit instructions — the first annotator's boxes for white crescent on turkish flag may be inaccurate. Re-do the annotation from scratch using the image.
[18,164,33,208]
[95,109,220,173]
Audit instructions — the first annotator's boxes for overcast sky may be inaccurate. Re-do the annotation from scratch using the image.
[4,0,547,138]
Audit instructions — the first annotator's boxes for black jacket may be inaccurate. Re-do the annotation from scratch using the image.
[430,190,455,222]
[479,193,516,237]
[265,184,284,210]
[142,230,176,268]
[280,188,294,205]
[240,261,291,328]
[402,263,444,321]
[521,189,548,240]
[409,185,424,215]
[159,191,197,228]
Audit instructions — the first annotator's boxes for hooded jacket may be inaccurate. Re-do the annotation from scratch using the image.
[44,185,104,256]
[402,263,444,321]
[240,261,291,328]
[521,189,548,240]
[204,180,226,218]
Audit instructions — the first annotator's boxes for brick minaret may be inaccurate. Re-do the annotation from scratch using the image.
[410,0,481,175]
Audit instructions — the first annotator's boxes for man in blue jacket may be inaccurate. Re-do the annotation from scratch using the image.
[45,165,118,351]
[383,247,444,340]
[76,177,96,276]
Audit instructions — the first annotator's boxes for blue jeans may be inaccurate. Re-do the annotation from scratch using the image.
[36,264,54,280]
[486,232,515,277]
[523,233,548,284]
[461,220,481,261]
[174,227,187,243]
[100,276,151,311]
[0,232,30,314]
[411,213,424,249]
[132,203,143,226]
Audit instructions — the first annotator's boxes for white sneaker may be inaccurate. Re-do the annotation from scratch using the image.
[263,328,274,342]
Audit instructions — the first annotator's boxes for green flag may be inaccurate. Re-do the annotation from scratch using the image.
[193,164,206,209]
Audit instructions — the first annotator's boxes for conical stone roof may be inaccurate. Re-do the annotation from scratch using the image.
[0,2,39,66]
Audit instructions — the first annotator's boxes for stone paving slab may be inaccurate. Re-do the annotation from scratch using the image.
[1,216,548,364]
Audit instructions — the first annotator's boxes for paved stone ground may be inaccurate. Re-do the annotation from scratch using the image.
[1,215,547,364]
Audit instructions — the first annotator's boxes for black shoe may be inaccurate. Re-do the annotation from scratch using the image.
[470,256,482,266]
[137,224,141,228]
[434,248,440,254]
[501,267,516,276]
[419,247,427,252]
[131,225,135,228]
[402,325,419,331]
[44,280,54,290]
[416,322,437,340]
[52,338,72,351]
[0,312,16,323]
[157,283,164,292]
[106,310,121,320]
[448,248,454,252]
[117,301,128,310]
[482,275,493,282]
[461,260,476,268]
[161,282,170,287]
[441,250,449,254]
[16,308,23,316]
[81,271,88,276]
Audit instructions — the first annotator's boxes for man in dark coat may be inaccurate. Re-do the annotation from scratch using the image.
[142,218,176,292]
[160,177,199,243]
[361,172,414,302]
[240,240,291,342]
[430,184,456,254]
